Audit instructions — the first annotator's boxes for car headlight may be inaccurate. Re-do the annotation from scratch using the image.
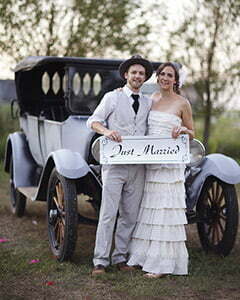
[188,139,205,167]
[91,137,101,163]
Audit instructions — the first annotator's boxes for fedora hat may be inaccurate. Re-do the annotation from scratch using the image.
[119,55,153,81]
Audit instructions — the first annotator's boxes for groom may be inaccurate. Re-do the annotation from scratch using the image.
[87,55,153,275]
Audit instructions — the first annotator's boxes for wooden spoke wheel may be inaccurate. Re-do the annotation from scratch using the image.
[47,168,78,262]
[197,176,239,256]
[9,157,26,217]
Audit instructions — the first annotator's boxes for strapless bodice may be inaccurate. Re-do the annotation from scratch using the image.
[147,111,182,137]
[146,111,185,171]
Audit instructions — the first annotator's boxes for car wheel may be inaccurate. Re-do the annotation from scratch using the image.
[47,168,78,262]
[197,176,239,256]
[9,157,26,217]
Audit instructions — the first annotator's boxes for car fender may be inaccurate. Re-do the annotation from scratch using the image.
[4,132,38,187]
[35,149,91,201]
[186,153,240,210]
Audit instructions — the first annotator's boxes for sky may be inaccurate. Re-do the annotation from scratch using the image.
[0,55,15,80]
[141,0,194,59]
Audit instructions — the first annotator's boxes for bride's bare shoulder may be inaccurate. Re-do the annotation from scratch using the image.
[176,94,192,114]
[150,92,161,109]
[176,94,190,105]
[150,91,161,101]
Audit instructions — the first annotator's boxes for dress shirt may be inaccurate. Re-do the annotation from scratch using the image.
[86,85,142,130]
[123,85,141,105]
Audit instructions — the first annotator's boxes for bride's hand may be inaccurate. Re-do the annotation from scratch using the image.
[172,126,188,138]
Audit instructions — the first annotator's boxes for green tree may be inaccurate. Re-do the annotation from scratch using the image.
[163,0,240,152]
[0,0,150,63]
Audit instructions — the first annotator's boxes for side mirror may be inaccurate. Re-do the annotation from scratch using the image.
[10,99,19,119]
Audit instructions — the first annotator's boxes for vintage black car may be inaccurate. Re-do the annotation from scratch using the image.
[4,56,240,262]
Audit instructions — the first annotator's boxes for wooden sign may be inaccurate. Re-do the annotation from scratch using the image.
[99,135,190,164]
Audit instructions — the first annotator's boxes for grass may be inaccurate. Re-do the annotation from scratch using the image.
[0,161,240,299]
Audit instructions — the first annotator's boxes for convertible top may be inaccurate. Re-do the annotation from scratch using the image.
[13,56,177,116]
[13,56,128,73]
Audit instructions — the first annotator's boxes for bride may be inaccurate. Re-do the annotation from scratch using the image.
[127,62,195,278]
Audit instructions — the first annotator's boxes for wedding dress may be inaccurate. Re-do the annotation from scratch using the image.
[127,111,188,275]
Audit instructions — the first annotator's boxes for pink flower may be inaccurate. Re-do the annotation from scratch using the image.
[0,238,9,243]
[29,259,40,264]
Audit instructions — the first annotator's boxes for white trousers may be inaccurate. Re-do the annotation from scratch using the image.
[93,164,145,267]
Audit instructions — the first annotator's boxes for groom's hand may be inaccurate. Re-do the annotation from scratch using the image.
[91,122,122,142]
[105,129,122,142]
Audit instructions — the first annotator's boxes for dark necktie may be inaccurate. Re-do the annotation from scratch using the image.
[131,94,139,114]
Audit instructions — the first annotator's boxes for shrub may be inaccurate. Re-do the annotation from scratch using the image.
[191,113,240,163]
[209,116,240,161]
[0,104,19,161]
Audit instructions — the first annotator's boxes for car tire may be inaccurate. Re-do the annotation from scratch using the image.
[197,176,239,256]
[47,168,78,262]
[9,157,26,217]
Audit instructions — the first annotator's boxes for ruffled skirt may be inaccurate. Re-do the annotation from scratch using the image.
[127,164,188,275]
